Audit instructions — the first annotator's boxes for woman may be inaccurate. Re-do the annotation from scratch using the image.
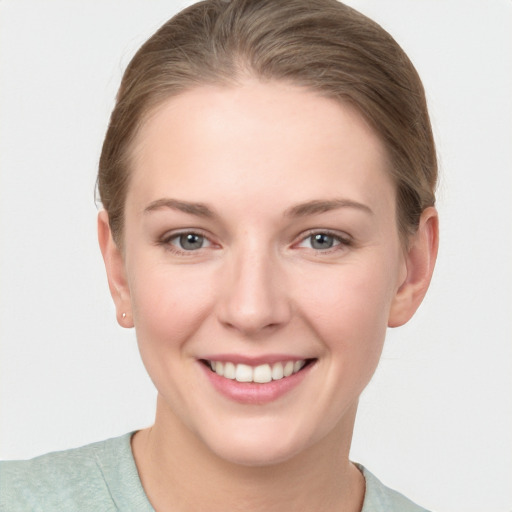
[1,1,438,510]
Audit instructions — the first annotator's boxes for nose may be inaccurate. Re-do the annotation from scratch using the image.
[217,244,292,337]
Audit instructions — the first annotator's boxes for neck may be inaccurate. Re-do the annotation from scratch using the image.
[132,396,365,512]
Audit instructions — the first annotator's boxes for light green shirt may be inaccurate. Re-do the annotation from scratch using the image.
[0,433,429,511]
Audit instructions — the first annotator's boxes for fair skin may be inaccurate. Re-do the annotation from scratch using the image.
[98,80,438,512]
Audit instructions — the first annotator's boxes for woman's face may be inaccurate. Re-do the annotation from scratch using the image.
[106,81,411,465]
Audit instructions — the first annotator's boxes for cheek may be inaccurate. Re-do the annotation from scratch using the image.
[128,262,215,352]
[127,263,218,411]
[296,257,398,361]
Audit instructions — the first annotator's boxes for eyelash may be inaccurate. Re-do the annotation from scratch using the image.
[158,229,352,255]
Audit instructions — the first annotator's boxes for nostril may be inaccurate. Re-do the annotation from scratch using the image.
[219,316,286,336]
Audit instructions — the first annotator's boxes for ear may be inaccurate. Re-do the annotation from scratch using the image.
[388,207,439,328]
[97,210,134,328]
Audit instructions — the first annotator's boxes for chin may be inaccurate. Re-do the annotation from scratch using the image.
[213,442,301,467]
[201,422,315,467]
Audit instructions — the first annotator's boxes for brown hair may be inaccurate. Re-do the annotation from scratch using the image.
[97,0,437,246]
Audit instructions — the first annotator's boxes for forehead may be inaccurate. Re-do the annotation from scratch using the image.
[127,81,394,214]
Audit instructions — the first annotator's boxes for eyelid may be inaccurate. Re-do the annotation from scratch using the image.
[160,228,209,242]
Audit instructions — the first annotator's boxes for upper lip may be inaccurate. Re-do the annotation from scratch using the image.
[199,354,314,366]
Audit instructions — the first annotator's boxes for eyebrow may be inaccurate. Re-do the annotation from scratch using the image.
[284,199,373,217]
[144,198,215,218]
[143,197,373,219]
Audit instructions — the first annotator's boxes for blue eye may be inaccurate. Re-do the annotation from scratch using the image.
[309,233,338,250]
[297,232,348,251]
[170,233,210,251]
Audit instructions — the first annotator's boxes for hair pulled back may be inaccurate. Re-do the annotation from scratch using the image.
[98,0,437,246]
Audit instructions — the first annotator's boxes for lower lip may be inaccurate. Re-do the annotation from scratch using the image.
[199,362,314,405]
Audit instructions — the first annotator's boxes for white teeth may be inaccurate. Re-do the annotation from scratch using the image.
[235,364,253,382]
[283,361,294,377]
[271,362,284,380]
[253,364,272,383]
[210,359,308,383]
[294,360,305,373]
[224,362,236,379]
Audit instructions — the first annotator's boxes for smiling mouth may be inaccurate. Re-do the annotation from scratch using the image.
[201,359,316,384]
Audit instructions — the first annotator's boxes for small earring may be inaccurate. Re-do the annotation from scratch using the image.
[122,312,126,319]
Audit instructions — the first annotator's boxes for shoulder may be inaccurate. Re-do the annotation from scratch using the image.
[358,464,430,512]
[0,432,152,512]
